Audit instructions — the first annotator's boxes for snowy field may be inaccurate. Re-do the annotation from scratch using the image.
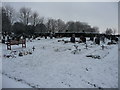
[1,37,118,88]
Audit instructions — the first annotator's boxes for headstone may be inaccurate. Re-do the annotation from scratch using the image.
[115,37,119,42]
[2,35,5,43]
[85,43,88,49]
[101,45,104,50]
[83,37,86,43]
[45,35,47,39]
[80,36,86,43]
[90,36,94,41]
[7,35,10,42]
[101,35,105,43]
[70,34,75,43]
[95,36,100,45]
[50,32,53,39]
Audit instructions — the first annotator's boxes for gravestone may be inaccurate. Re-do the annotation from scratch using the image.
[95,36,100,45]
[70,34,75,43]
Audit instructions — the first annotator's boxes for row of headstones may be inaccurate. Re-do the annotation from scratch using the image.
[70,34,99,44]
[1,35,26,44]
[70,34,119,45]
[1,35,52,44]
[1,34,119,45]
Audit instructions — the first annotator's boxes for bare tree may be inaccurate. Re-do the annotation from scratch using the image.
[19,7,31,25]
[3,5,15,25]
[38,17,45,24]
[32,11,39,26]
[105,28,113,35]
[56,19,66,33]
[46,18,50,33]
[66,21,74,33]
[2,5,15,33]
[46,18,57,33]
[113,28,117,35]
[93,26,99,33]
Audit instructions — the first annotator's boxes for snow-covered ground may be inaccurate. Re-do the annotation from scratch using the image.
[2,75,31,88]
[1,37,118,88]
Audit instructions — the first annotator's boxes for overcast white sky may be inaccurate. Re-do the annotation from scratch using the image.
[2,2,118,33]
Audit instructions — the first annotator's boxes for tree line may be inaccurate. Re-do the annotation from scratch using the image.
[1,5,115,36]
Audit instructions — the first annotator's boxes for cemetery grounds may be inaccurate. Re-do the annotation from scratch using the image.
[1,37,118,88]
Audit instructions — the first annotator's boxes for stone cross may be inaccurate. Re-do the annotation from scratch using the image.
[32,46,35,51]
